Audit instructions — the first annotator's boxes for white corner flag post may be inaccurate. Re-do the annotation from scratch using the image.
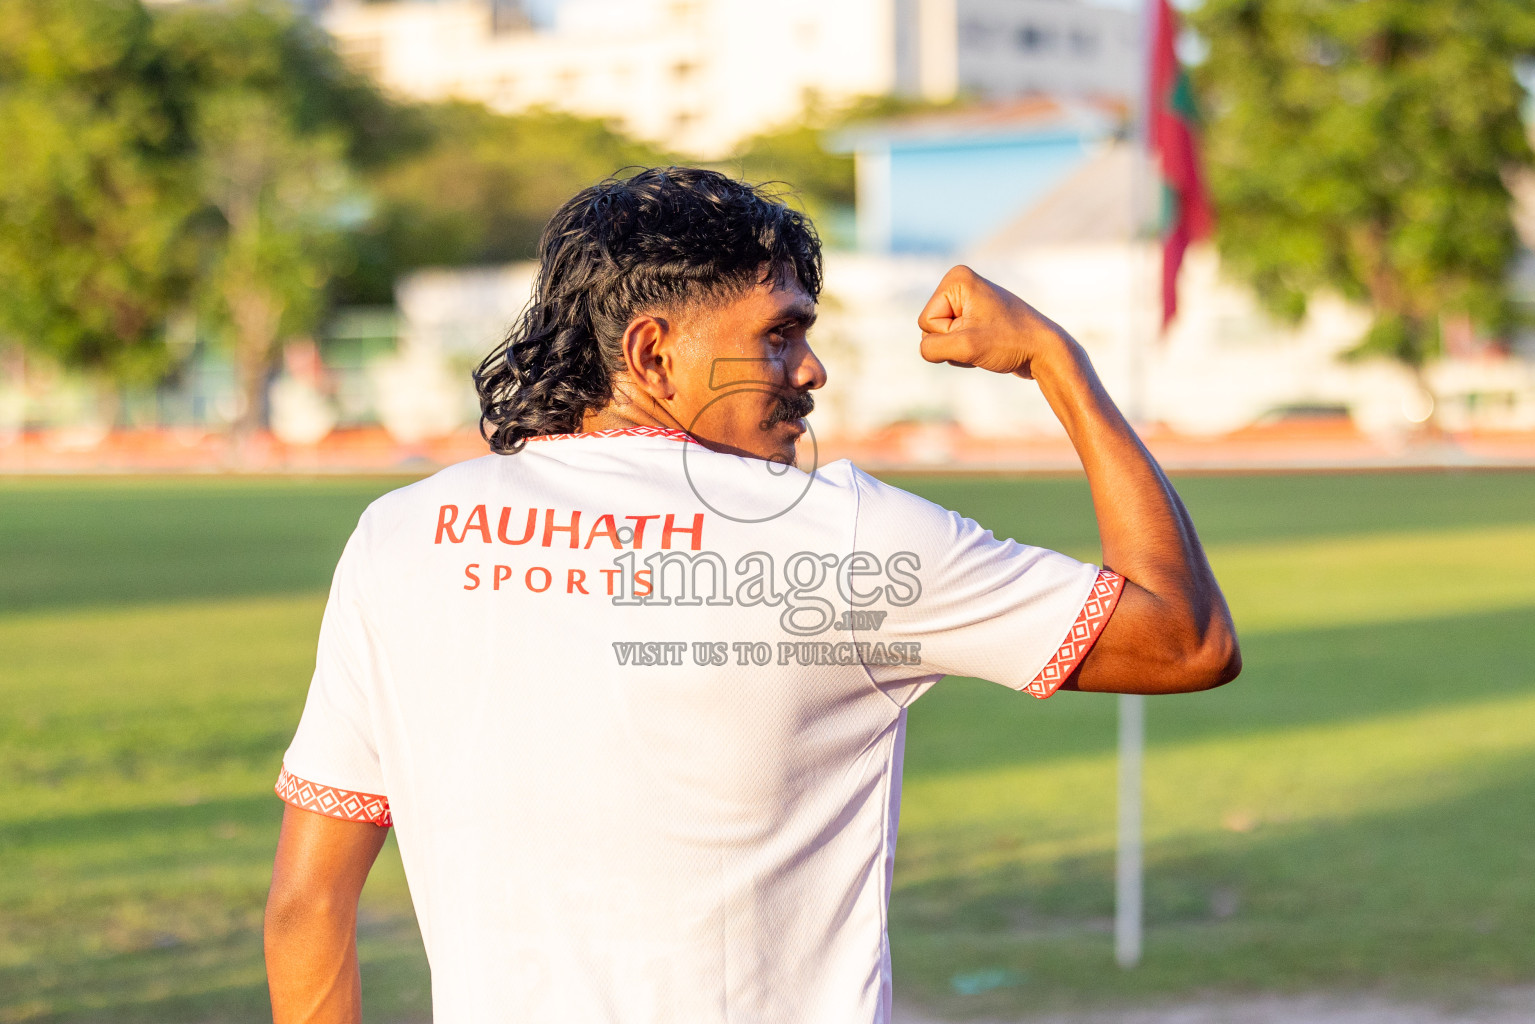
[1115,692,1145,967]
[1116,0,1159,971]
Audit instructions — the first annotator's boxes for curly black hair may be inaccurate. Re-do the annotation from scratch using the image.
[473,166,824,454]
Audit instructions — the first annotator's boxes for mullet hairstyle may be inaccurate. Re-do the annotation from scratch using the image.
[474,166,824,454]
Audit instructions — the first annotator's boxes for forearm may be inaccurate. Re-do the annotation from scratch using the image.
[264,897,364,1024]
[265,805,386,1024]
[1033,341,1205,594]
[1032,336,1236,683]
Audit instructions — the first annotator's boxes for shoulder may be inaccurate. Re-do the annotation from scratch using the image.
[841,463,954,525]
[355,454,506,545]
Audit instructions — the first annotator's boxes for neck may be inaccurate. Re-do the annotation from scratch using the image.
[579,390,680,434]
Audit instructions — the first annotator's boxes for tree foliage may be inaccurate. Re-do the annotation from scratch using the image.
[0,0,396,411]
[727,117,855,235]
[336,103,670,304]
[1191,0,1535,368]
[0,0,194,380]
[152,1,390,434]
[0,0,663,413]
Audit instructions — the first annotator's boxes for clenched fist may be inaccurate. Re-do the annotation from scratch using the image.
[917,265,1077,381]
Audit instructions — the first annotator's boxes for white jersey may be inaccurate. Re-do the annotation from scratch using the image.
[277,427,1123,1023]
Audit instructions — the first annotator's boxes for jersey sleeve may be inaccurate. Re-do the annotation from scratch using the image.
[275,518,392,827]
[849,467,1123,703]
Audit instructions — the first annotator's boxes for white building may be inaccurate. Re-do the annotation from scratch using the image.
[321,0,1138,156]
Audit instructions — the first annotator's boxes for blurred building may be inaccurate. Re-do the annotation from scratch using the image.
[831,96,1123,252]
[320,0,1138,155]
[376,101,1535,447]
[814,105,1535,441]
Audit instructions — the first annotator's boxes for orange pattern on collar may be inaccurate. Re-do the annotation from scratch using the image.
[526,426,700,444]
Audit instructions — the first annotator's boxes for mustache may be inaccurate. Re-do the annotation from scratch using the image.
[761,389,815,430]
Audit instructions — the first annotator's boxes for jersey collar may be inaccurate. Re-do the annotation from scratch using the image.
[525,426,701,445]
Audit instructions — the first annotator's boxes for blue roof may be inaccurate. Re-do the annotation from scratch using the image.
[831,100,1124,253]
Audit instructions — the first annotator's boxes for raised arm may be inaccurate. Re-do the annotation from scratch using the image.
[918,265,1241,695]
[265,805,388,1024]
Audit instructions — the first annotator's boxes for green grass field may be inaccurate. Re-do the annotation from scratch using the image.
[2,471,1533,1022]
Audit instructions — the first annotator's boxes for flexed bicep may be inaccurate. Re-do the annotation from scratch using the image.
[1061,577,1241,695]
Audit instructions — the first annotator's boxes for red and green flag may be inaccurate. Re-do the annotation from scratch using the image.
[1148,0,1212,328]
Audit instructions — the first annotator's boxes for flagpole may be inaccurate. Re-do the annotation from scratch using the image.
[1115,0,1158,973]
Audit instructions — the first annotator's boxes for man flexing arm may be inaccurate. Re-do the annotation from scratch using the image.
[917,265,1241,694]
[265,185,1238,1024]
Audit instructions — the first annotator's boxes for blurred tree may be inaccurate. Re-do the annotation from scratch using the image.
[0,0,407,437]
[190,90,350,443]
[336,103,669,304]
[153,0,402,440]
[728,108,855,235]
[0,0,196,384]
[1193,0,1535,402]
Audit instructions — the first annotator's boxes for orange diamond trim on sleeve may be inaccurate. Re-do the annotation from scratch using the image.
[1024,569,1126,700]
[275,766,392,827]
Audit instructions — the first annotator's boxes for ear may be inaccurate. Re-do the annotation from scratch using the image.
[620,314,675,401]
